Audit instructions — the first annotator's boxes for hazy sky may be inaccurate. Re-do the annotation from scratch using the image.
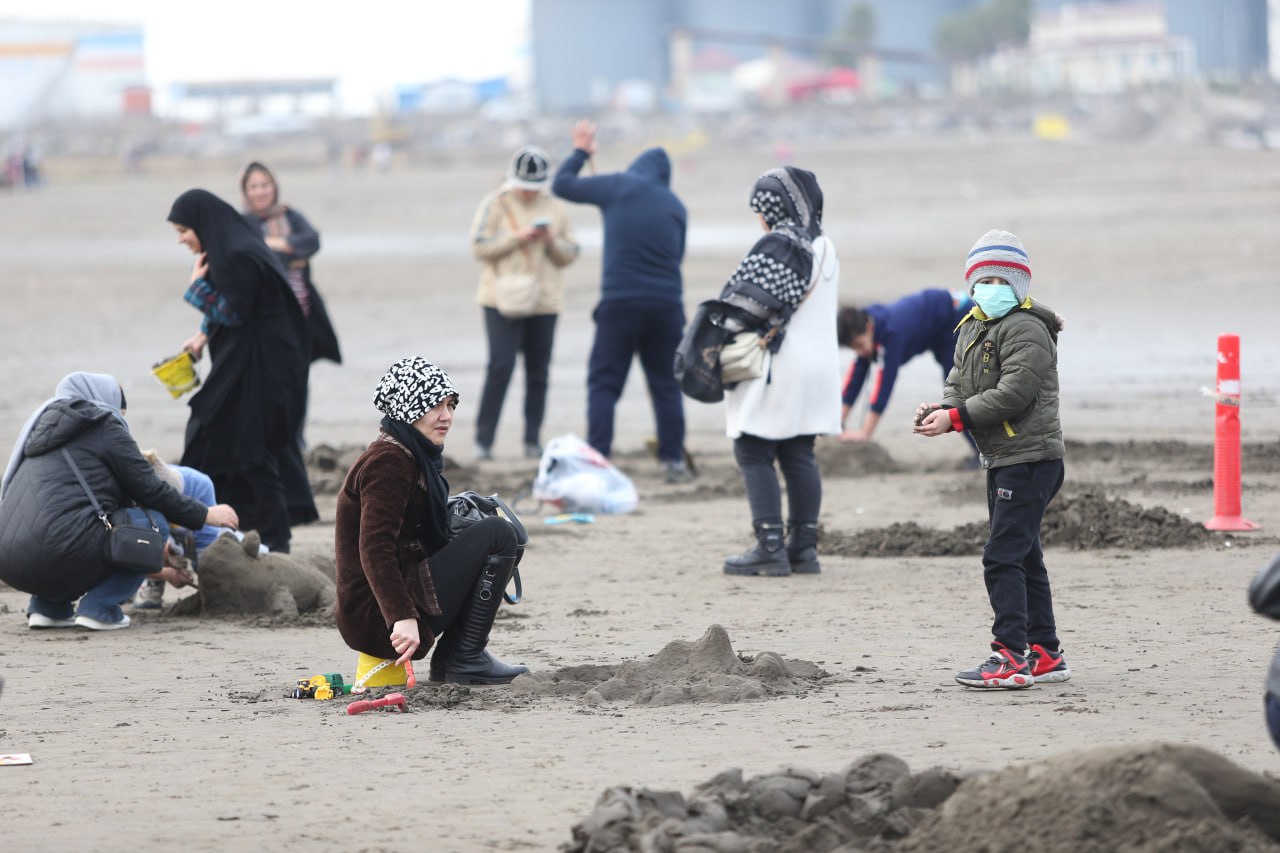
[0,0,529,113]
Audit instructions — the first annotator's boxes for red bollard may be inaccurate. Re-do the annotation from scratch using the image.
[1205,334,1258,531]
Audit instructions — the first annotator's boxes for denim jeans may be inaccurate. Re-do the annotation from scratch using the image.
[984,458,1065,652]
[28,568,150,624]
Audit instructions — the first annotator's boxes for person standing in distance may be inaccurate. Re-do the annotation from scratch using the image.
[469,146,579,462]
[552,120,692,483]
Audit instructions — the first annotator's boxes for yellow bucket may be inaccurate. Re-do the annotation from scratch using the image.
[151,351,200,399]
[355,653,407,688]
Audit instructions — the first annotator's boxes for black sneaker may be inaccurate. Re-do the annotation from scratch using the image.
[1027,644,1072,683]
[955,645,1035,689]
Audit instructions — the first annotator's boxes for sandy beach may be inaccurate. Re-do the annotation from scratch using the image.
[2,135,1279,851]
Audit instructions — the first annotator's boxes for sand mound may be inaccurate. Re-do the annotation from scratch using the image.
[816,441,901,478]
[564,744,1280,852]
[899,743,1280,853]
[826,490,1217,558]
[513,625,828,707]
[170,532,336,621]
[1065,439,1280,474]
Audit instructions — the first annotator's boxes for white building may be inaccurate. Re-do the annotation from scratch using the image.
[964,2,1196,95]
[0,20,146,129]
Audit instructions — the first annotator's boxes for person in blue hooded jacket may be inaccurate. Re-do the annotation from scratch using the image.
[552,119,692,483]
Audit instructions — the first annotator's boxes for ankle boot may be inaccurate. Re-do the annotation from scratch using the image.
[445,554,529,685]
[723,522,790,576]
[786,521,821,574]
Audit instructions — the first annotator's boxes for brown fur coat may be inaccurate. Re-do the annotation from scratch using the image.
[334,433,442,660]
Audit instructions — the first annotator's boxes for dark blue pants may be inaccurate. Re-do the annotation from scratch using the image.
[1268,692,1280,752]
[475,308,558,449]
[587,300,685,462]
[984,458,1065,652]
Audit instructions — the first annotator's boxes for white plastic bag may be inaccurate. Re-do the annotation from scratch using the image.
[532,434,638,514]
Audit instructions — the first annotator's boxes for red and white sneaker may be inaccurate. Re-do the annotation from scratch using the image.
[1027,644,1072,683]
[955,646,1035,689]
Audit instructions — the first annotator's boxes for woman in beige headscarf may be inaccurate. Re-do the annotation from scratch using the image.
[468,146,579,461]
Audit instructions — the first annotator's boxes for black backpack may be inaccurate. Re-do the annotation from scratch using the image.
[673,299,734,403]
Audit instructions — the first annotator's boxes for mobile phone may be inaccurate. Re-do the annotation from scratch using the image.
[532,217,551,230]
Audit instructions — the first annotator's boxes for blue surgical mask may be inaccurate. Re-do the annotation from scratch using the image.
[972,283,1020,319]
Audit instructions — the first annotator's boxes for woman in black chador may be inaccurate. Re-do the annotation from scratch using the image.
[167,188,312,552]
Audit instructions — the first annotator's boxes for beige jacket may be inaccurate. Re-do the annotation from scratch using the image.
[470,188,579,315]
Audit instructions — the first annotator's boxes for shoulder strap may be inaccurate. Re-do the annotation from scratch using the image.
[495,192,534,264]
[61,448,110,530]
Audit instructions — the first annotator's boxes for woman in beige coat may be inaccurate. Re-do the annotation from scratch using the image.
[469,146,579,460]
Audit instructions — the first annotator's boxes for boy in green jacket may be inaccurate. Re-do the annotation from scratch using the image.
[914,229,1068,689]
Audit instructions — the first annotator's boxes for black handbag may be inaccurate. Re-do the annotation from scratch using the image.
[445,491,526,604]
[673,299,733,403]
[61,448,167,573]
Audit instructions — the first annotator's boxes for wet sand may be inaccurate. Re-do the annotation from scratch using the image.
[2,137,1279,851]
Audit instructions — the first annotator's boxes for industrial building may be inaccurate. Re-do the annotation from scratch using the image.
[530,0,1276,113]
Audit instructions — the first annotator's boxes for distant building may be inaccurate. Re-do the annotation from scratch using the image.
[1028,2,1195,93]
[957,3,1196,95]
[1162,0,1268,79]
[530,0,962,113]
[0,20,146,129]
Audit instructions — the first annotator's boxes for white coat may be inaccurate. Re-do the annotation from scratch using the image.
[725,235,842,440]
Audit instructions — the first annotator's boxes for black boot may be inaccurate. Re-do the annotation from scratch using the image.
[428,629,456,683]
[723,522,790,576]
[786,521,820,574]
[445,554,529,685]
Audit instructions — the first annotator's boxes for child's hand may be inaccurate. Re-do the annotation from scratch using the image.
[914,402,941,427]
[914,409,953,437]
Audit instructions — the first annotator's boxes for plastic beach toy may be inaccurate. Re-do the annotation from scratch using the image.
[151,351,201,398]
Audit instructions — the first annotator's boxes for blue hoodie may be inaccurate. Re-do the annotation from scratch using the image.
[842,288,970,412]
[553,147,686,305]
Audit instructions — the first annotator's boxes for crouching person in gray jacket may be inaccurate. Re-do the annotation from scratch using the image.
[0,372,238,630]
[1249,552,1280,751]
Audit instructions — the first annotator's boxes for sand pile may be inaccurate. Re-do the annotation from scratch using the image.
[826,490,1216,558]
[816,442,901,478]
[513,625,828,707]
[564,744,1280,853]
[170,532,336,621]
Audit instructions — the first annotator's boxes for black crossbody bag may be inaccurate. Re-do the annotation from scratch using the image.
[61,448,167,573]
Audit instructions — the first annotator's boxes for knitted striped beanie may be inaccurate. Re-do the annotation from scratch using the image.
[965,229,1031,303]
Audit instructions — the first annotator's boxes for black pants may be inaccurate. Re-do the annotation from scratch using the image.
[732,434,821,526]
[475,308,557,449]
[587,300,685,462]
[213,452,291,553]
[984,458,1065,652]
[424,515,517,635]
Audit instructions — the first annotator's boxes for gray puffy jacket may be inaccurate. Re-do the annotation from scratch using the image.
[0,400,207,600]
[943,300,1065,469]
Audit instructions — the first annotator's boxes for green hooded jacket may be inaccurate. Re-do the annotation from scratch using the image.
[942,299,1065,469]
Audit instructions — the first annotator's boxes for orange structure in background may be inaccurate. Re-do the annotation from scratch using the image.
[1205,333,1258,531]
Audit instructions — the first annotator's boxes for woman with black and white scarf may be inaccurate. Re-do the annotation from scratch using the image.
[721,167,841,577]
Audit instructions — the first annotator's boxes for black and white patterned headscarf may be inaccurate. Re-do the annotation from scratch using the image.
[721,167,824,338]
[374,357,459,423]
[373,356,458,553]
